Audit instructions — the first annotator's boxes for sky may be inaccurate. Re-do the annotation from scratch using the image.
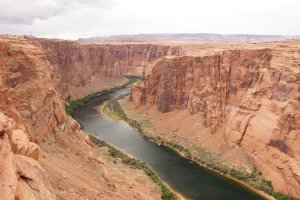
[0,0,299,40]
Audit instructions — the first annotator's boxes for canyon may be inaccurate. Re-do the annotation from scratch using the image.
[0,34,299,199]
[0,35,180,200]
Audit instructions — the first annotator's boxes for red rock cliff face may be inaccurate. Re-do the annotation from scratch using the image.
[0,37,66,143]
[0,36,65,200]
[131,48,300,198]
[30,39,182,98]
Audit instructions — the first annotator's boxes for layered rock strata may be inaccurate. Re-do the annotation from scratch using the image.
[30,38,182,99]
[131,47,300,199]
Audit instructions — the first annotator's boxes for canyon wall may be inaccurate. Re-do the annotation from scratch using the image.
[0,35,181,199]
[30,38,182,99]
[0,36,66,200]
[131,47,300,198]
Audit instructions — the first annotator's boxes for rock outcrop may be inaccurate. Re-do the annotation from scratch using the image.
[131,46,300,198]
[0,36,66,143]
[0,35,68,200]
[0,112,56,200]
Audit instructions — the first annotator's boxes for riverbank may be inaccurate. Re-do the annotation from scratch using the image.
[65,76,140,115]
[69,76,289,200]
[89,135,182,200]
[68,77,180,200]
[108,96,291,200]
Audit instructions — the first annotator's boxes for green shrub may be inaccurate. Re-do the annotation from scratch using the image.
[272,192,292,200]
[65,76,140,115]
[65,103,73,115]
[89,135,178,200]
[89,135,109,147]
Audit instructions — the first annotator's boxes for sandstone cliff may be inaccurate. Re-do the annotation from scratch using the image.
[0,35,177,200]
[0,36,65,200]
[130,44,300,199]
[30,38,182,99]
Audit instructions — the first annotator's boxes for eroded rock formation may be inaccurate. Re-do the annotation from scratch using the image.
[30,38,182,99]
[0,112,56,200]
[131,47,300,198]
[0,35,179,200]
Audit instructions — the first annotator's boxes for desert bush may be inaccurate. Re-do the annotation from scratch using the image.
[89,135,178,200]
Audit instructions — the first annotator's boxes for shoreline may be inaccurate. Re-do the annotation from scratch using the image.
[101,94,272,200]
[65,75,141,115]
[88,134,182,200]
[100,101,187,200]
[157,141,273,200]
[109,97,277,200]
[70,77,181,199]
[125,125,273,200]
[70,78,286,200]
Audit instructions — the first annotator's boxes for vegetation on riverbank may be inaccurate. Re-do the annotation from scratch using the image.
[65,76,141,115]
[89,135,178,200]
[105,96,291,200]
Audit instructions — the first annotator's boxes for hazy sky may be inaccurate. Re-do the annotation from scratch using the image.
[0,0,299,39]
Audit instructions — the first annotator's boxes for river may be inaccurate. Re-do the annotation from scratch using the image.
[72,87,265,200]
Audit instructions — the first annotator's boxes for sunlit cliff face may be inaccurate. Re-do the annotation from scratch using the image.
[130,45,300,198]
